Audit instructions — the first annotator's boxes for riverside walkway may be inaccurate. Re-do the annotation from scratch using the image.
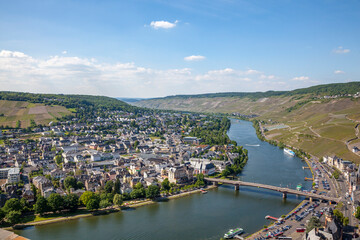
[204,178,340,203]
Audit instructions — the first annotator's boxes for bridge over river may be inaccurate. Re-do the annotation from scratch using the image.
[204,178,340,203]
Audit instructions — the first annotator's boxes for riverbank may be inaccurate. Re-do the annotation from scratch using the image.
[243,118,315,239]
[6,185,218,231]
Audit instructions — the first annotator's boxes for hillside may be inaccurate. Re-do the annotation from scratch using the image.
[135,82,360,163]
[0,100,72,128]
[0,92,142,128]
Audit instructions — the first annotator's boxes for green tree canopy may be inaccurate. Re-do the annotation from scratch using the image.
[146,185,160,199]
[86,198,100,211]
[80,191,95,206]
[35,196,49,216]
[6,210,22,225]
[3,198,22,213]
[64,176,77,190]
[306,216,321,233]
[63,193,79,212]
[105,181,114,193]
[161,178,170,191]
[48,193,64,213]
[113,194,123,207]
[113,179,121,194]
[99,200,111,209]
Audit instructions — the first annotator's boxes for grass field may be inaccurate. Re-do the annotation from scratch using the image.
[0,100,72,128]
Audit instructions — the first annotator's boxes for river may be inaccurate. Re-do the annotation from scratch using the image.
[15,119,312,240]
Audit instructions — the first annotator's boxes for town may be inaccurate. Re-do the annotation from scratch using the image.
[0,109,248,229]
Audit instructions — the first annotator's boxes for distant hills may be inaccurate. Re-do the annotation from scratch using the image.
[134,82,360,162]
[148,81,360,100]
[116,97,148,103]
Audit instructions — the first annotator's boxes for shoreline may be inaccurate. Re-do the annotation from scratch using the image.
[235,118,315,238]
[7,185,218,231]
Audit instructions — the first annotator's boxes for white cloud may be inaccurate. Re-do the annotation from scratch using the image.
[333,46,350,54]
[62,50,67,54]
[184,55,206,61]
[150,20,178,29]
[292,76,309,81]
[0,49,300,98]
[334,70,345,74]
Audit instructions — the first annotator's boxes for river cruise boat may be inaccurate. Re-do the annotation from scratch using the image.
[284,148,295,156]
[224,228,244,239]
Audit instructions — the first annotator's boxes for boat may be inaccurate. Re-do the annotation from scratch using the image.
[200,189,208,194]
[224,228,244,239]
[284,148,295,156]
[296,184,303,191]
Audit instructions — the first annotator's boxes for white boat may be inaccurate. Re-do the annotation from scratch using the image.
[284,148,295,156]
[224,228,244,239]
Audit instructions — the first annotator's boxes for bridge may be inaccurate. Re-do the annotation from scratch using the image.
[204,178,340,203]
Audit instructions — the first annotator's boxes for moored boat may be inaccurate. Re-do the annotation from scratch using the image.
[224,227,244,239]
[284,148,295,156]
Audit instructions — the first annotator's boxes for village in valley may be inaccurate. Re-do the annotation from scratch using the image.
[0,107,249,226]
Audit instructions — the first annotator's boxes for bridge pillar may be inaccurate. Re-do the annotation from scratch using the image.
[282,193,287,199]
[309,197,313,203]
[213,181,218,186]
[234,184,239,191]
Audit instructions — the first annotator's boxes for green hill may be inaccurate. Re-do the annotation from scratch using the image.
[0,91,142,128]
[135,82,360,163]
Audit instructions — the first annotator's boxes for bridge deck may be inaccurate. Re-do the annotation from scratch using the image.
[204,178,340,202]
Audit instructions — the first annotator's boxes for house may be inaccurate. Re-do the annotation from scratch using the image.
[168,165,193,184]
[0,168,20,184]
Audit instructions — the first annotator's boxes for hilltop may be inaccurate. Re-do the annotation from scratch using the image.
[135,82,360,162]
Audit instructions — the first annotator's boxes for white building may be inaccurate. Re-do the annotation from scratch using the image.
[0,168,21,184]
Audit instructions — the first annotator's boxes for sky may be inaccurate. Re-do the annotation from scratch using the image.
[0,0,359,98]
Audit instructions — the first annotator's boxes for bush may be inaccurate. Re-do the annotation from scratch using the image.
[6,210,22,225]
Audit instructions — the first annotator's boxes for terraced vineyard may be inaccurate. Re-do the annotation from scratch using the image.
[0,100,72,128]
[135,82,360,163]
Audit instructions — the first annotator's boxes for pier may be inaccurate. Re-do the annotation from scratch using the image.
[204,178,340,203]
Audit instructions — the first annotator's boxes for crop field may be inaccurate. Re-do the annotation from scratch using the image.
[0,100,72,128]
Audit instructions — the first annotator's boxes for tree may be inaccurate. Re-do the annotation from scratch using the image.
[161,178,170,191]
[16,120,21,129]
[3,198,22,213]
[130,189,145,199]
[55,155,63,165]
[77,181,84,189]
[0,208,5,222]
[105,181,114,193]
[80,191,95,206]
[113,179,121,194]
[64,176,77,190]
[6,210,22,225]
[35,196,49,216]
[99,200,111,209]
[195,173,205,187]
[63,193,79,212]
[86,198,99,211]
[306,216,321,233]
[146,185,160,199]
[48,193,64,213]
[113,194,123,207]
[355,206,360,219]
[20,198,30,212]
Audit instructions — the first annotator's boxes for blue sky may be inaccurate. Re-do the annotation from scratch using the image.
[0,0,359,97]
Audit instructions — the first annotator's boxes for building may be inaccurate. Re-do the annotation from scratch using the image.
[0,168,20,184]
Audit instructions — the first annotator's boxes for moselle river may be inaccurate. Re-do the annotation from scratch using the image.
[15,119,312,240]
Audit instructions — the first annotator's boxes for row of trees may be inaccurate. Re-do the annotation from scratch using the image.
[221,146,248,177]
[189,117,237,145]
